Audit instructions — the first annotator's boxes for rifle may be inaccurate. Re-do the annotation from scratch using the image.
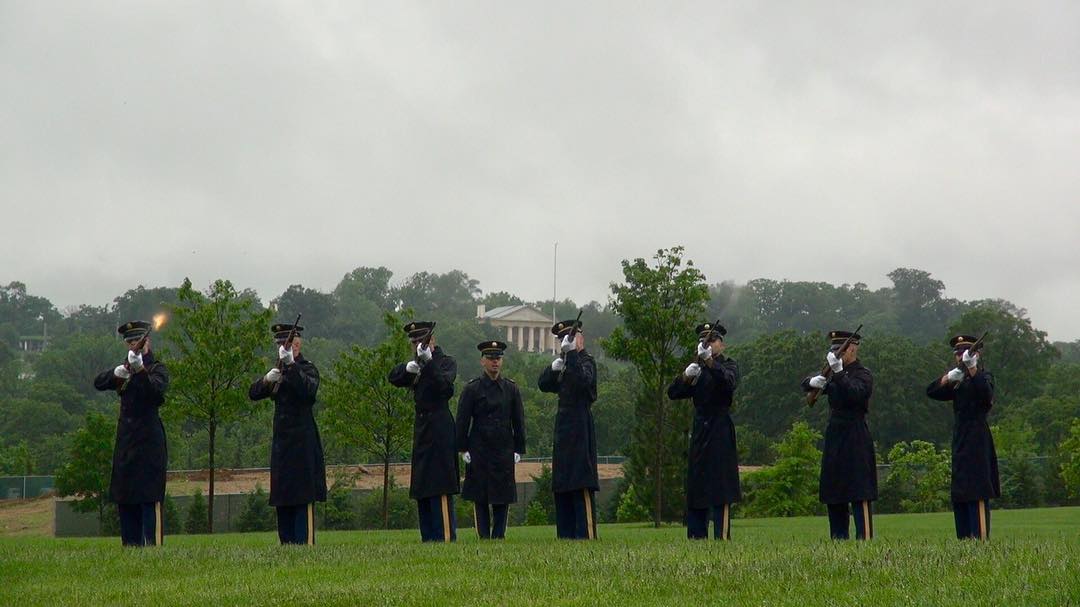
[806,323,863,407]
[557,310,583,381]
[690,320,723,387]
[271,313,302,395]
[952,331,989,377]
[412,322,437,386]
[118,328,153,394]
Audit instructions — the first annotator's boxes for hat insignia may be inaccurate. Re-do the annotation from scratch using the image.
[491,342,497,347]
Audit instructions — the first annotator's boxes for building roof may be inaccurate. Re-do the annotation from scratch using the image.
[481,305,554,323]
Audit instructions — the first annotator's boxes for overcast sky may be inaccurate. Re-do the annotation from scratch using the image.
[2,2,1078,340]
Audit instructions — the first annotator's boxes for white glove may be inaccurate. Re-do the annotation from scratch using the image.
[405,360,421,374]
[462,452,472,464]
[127,350,144,372]
[697,341,712,359]
[278,345,294,365]
[946,368,965,383]
[113,365,131,379]
[265,367,282,383]
[962,349,979,369]
[826,351,843,373]
[809,375,828,390]
[514,453,521,464]
[684,362,701,378]
[551,357,566,372]
[560,334,574,353]
[416,343,433,362]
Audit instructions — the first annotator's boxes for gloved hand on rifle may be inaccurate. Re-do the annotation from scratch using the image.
[551,357,566,372]
[416,342,433,363]
[127,350,144,372]
[113,364,131,379]
[405,360,421,374]
[684,362,701,378]
[265,367,282,383]
[826,351,843,373]
[809,375,828,390]
[514,453,521,464]
[560,334,575,353]
[278,344,295,365]
[946,367,964,383]
[697,341,712,360]
[962,349,979,370]
[462,451,472,464]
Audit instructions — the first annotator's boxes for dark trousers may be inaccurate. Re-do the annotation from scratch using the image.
[118,502,162,547]
[953,499,991,540]
[276,504,314,545]
[417,495,457,542]
[827,501,873,540]
[686,503,732,540]
[554,489,597,540]
[472,502,509,539]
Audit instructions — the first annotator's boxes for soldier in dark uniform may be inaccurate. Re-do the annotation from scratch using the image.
[927,334,999,540]
[249,322,326,545]
[801,330,877,540]
[94,320,169,547]
[538,320,599,540]
[667,321,741,540]
[456,341,526,539]
[388,321,460,542]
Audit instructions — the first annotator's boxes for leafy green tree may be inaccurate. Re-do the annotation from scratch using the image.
[164,278,271,532]
[54,412,115,533]
[392,270,480,320]
[321,313,413,529]
[1006,362,1080,454]
[528,465,556,524]
[739,422,823,517]
[524,500,549,526]
[357,482,415,529]
[32,334,122,403]
[992,421,1044,508]
[1058,419,1080,501]
[615,483,652,523]
[735,426,776,465]
[184,488,210,534]
[948,302,1058,405]
[880,440,950,513]
[726,330,822,439]
[861,335,952,450]
[604,246,709,526]
[237,484,275,532]
[271,285,336,339]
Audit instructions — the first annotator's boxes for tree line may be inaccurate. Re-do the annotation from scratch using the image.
[2,252,1080,527]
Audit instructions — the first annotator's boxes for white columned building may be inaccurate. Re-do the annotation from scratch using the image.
[476,304,557,354]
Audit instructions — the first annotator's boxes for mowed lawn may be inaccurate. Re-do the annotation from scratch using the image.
[1,507,1078,606]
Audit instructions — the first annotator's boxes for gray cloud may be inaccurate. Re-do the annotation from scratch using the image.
[2,2,1078,339]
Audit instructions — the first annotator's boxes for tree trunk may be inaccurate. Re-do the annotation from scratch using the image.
[208,419,216,533]
[382,457,390,530]
[654,393,664,528]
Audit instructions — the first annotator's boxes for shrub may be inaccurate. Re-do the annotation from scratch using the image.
[185,488,210,534]
[237,484,275,532]
[739,421,822,518]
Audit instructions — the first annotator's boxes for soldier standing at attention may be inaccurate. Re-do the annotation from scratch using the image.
[456,341,526,539]
[802,330,877,540]
[249,322,326,545]
[94,320,169,547]
[667,321,741,540]
[538,320,600,540]
[927,335,999,540]
[388,321,460,542]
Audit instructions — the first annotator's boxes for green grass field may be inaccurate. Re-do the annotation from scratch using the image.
[2,507,1078,606]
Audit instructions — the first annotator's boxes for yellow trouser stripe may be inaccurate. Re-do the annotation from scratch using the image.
[862,501,871,540]
[583,490,595,540]
[441,495,451,542]
[473,504,480,538]
[307,504,314,545]
[977,500,987,540]
[722,504,730,540]
[155,502,163,546]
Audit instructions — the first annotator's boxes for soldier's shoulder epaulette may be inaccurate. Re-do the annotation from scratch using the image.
[504,377,516,384]
[467,377,481,384]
